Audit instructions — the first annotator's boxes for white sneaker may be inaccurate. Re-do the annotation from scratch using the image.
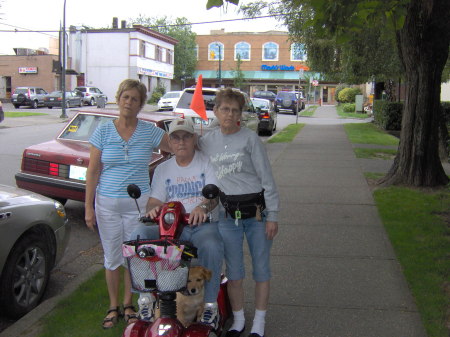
[138,293,155,322]
[200,302,220,330]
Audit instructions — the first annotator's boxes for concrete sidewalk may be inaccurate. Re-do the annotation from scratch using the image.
[1,105,432,337]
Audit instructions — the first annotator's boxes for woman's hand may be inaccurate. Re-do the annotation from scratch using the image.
[265,221,278,240]
[189,206,208,226]
[146,206,161,220]
[85,206,96,232]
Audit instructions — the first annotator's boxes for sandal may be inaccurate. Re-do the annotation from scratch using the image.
[123,304,139,325]
[102,306,121,329]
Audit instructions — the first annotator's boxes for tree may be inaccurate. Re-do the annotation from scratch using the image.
[232,54,245,89]
[128,15,197,83]
[214,0,450,187]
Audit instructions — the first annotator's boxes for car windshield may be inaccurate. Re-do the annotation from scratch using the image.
[76,88,86,93]
[163,92,180,99]
[176,90,217,110]
[58,114,115,141]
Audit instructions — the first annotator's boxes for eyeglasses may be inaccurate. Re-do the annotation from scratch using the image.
[218,107,241,115]
[169,133,194,143]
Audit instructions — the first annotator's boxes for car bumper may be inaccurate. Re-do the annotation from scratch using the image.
[15,172,86,202]
[53,217,71,267]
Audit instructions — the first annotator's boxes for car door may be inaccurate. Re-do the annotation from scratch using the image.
[36,88,47,105]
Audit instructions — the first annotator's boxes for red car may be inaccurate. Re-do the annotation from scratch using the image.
[15,109,175,204]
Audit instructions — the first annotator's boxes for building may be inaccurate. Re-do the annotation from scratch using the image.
[68,19,178,103]
[193,29,337,104]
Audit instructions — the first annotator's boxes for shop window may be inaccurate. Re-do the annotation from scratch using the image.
[262,42,278,61]
[234,42,250,61]
[291,43,307,61]
[208,42,224,61]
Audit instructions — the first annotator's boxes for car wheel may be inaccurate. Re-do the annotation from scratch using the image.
[0,233,51,319]
[31,100,38,109]
[48,106,53,109]
[89,98,95,106]
[16,93,26,103]
[13,104,20,109]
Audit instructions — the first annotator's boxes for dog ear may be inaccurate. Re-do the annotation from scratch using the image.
[202,267,212,281]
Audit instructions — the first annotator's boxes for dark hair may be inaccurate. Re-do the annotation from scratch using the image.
[214,88,245,112]
[115,79,148,108]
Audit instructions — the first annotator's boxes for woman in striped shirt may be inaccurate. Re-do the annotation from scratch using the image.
[85,79,170,329]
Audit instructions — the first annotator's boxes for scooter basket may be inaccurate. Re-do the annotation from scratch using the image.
[123,240,189,293]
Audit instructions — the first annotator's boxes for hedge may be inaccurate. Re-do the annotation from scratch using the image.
[373,100,403,130]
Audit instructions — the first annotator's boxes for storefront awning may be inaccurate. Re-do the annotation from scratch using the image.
[194,70,320,81]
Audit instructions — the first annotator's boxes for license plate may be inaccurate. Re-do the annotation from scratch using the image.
[69,165,87,181]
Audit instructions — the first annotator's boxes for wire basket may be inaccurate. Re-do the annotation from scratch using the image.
[123,241,189,293]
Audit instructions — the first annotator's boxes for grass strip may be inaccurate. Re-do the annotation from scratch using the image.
[299,105,317,117]
[354,147,397,159]
[336,104,372,119]
[267,123,304,143]
[344,123,399,146]
[4,111,48,117]
[374,186,450,337]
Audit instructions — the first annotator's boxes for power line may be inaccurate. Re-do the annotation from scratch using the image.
[0,13,287,34]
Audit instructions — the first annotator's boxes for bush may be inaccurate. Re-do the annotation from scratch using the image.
[338,87,362,103]
[335,85,349,103]
[373,100,403,130]
[342,103,356,112]
[148,85,166,104]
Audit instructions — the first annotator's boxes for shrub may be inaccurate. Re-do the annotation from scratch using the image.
[335,85,349,103]
[338,87,362,103]
[342,103,356,112]
[373,100,403,130]
[148,85,166,104]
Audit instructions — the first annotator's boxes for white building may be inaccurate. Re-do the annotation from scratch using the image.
[68,23,178,104]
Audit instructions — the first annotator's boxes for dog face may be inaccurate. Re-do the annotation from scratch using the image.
[185,266,212,296]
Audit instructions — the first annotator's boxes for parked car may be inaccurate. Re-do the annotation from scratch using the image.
[174,87,259,132]
[274,91,305,114]
[251,98,277,136]
[74,86,107,106]
[0,184,70,319]
[252,90,276,102]
[157,91,182,111]
[44,91,83,109]
[11,87,48,109]
[15,109,176,204]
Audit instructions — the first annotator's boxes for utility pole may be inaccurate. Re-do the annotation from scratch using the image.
[60,0,68,119]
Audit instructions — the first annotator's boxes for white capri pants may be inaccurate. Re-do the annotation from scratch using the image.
[95,191,150,270]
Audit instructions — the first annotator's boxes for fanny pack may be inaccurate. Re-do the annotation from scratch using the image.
[219,190,266,220]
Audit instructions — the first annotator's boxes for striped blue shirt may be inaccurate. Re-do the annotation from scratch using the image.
[90,119,165,197]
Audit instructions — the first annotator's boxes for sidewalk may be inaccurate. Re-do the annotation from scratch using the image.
[1,105,430,337]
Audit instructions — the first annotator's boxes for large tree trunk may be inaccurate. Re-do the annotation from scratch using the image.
[381,0,450,187]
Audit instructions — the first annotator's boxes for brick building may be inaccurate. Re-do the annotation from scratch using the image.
[193,29,336,104]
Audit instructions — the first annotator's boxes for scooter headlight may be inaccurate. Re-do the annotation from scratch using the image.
[163,212,175,225]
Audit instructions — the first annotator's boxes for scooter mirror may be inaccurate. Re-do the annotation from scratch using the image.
[127,184,141,199]
[202,184,219,200]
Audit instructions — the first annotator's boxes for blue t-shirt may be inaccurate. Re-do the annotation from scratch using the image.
[90,119,165,197]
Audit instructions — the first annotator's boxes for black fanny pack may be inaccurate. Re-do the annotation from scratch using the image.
[219,190,266,220]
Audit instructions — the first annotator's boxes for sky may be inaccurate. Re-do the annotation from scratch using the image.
[0,0,286,55]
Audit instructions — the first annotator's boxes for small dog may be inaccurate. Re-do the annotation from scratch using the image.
[176,265,212,327]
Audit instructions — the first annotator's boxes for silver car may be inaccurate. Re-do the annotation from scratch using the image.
[12,87,48,109]
[74,86,108,106]
[0,185,70,318]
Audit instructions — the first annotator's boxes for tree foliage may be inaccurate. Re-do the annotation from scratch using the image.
[128,15,197,82]
[232,54,245,89]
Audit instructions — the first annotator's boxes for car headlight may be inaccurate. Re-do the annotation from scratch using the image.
[54,201,67,218]
[163,212,175,225]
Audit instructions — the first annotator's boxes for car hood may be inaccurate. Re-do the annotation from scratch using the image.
[0,184,53,207]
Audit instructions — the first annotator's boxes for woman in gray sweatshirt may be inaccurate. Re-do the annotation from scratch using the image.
[199,88,279,337]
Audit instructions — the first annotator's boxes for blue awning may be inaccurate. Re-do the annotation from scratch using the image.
[194,70,321,81]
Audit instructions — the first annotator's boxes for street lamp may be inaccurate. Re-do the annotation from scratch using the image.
[60,0,67,119]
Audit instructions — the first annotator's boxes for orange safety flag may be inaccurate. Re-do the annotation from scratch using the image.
[190,75,207,121]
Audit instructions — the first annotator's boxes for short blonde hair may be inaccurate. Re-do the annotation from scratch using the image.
[214,88,245,112]
[115,79,148,109]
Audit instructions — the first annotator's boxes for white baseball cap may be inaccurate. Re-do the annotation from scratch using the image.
[168,118,195,135]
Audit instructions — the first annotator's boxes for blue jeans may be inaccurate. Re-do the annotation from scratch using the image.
[131,222,224,303]
[218,211,272,282]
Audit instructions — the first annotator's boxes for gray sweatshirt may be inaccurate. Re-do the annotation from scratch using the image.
[199,127,279,222]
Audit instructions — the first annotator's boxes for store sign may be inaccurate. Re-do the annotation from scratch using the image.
[18,67,38,74]
[261,64,309,71]
[137,67,173,79]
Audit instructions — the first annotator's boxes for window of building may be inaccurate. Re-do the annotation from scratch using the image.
[262,42,278,61]
[234,42,250,61]
[156,46,162,61]
[139,40,145,57]
[160,47,167,63]
[167,49,173,64]
[291,43,307,61]
[208,42,224,61]
[195,45,199,60]
[146,43,155,59]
